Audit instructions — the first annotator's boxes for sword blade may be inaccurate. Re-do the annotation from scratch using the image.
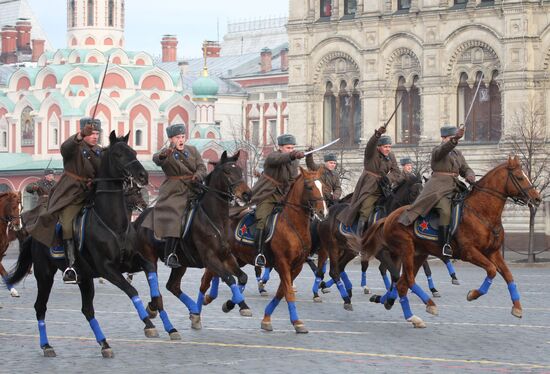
[463,72,484,127]
[304,138,341,156]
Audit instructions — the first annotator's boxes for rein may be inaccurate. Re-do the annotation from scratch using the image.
[472,167,536,206]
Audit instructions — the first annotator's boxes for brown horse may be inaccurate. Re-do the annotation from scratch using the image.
[362,156,541,328]
[199,167,327,333]
[0,191,22,296]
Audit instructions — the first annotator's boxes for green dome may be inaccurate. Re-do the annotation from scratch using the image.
[192,71,219,99]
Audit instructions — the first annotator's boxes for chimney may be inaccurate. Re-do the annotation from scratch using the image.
[15,18,32,54]
[280,47,289,72]
[32,39,45,62]
[0,26,18,64]
[260,47,272,73]
[161,35,178,63]
[203,40,221,58]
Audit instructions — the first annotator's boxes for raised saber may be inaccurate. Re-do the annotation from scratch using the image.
[461,72,484,129]
[91,55,111,120]
[383,96,404,129]
[304,138,340,156]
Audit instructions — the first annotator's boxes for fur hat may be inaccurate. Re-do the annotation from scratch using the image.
[277,134,297,146]
[166,124,186,138]
[440,125,458,137]
[400,157,413,166]
[324,153,337,162]
[377,135,392,146]
[79,117,101,131]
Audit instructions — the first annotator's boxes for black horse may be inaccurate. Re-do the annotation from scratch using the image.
[6,131,158,358]
[133,151,252,329]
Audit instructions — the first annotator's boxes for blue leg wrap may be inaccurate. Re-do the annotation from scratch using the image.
[382,273,391,291]
[400,296,413,320]
[264,297,281,316]
[321,261,327,274]
[196,292,205,314]
[427,276,435,290]
[89,318,106,343]
[312,277,322,294]
[341,271,353,291]
[230,284,244,304]
[261,268,272,284]
[446,261,456,276]
[380,284,398,304]
[410,283,431,304]
[478,276,494,296]
[361,271,367,288]
[324,278,335,288]
[159,310,175,333]
[507,281,520,302]
[209,277,220,299]
[2,276,12,290]
[287,301,299,323]
[336,280,349,299]
[131,296,148,320]
[38,320,49,347]
[147,272,160,298]
[178,292,199,314]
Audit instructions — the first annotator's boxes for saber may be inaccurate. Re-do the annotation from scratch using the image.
[383,96,404,129]
[461,72,484,128]
[304,138,340,156]
[91,55,111,120]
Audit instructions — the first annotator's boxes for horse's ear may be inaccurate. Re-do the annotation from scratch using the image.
[230,150,240,162]
[220,151,227,163]
[123,132,130,144]
[109,130,117,144]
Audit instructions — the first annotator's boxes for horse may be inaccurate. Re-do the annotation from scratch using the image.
[6,131,159,358]
[133,151,252,330]
[362,156,541,328]
[0,191,22,297]
[198,167,327,333]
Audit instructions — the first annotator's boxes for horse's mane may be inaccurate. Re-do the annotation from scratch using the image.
[475,161,509,185]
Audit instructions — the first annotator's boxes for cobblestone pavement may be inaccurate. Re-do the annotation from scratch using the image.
[1,256,549,374]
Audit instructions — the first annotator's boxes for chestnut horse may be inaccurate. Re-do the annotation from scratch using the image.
[0,192,22,297]
[362,156,541,328]
[199,167,327,333]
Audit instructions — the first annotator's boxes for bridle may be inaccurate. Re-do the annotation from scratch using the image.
[281,176,325,221]
[94,146,143,194]
[198,162,248,204]
[0,195,22,232]
[472,165,538,207]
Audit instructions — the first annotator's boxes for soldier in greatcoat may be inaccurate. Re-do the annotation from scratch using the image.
[398,125,475,256]
[141,124,207,268]
[22,168,57,227]
[306,152,342,206]
[251,133,304,267]
[28,118,102,283]
[337,126,402,235]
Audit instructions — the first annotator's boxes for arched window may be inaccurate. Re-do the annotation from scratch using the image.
[48,113,60,149]
[133,113,147,149]
[69,0,76,27]
[323,81,336,143]
[135,129,142,146]
[344,0,357,15]
[21,106,34,146]
[108,0,114,26]
[395,76,421,144]
[87,0,94,26]
[323,80,361,147]
[398,0,411,10]
[457,71,501,142]
[320,0,332,17]
[0,116,8,152]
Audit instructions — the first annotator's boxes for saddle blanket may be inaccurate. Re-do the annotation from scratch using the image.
[413,203,463,241]
[338,208,384,236]
[50,208,90,259]
[234,211,279,246]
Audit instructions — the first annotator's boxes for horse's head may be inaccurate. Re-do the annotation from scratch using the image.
[124,184,148,212]
[301,167,328,221]
[105,131,149,187]
[502,156,542,207]
[0,191,22,231]
[209,150,252,203]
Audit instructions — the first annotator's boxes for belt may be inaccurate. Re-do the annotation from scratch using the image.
[263,173,282,186]
[168,175,194,181]
[364,170,381,179]
[63,171,89,182]
[433,172,458,177]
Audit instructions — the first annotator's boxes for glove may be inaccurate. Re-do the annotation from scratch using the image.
[192,174,203,183]
[380,175,390,186]
[453,127,465,140]
[158,147,174,160]
[466,174,476,184]
[306,146,313,152]
[290,151,305,160]
[375,126,387,136]
[80,124,94,137]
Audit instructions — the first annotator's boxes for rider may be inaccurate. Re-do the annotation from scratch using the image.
[398,125,475,257]
[28,118,102,283]
[306,152,342,206]
[400,158,414,176]
[337,126,402,235]
[23,168,57,227]
[251,133,305,267]
[143,123,206,268]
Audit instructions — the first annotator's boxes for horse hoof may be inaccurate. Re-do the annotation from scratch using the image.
[144,328,159,338]
[101,348,114,358]
[189,314,202,330]
[370,295,381,304]
[239,308,253,317]
[431,291,441,298]
[511,307,523,318]
[146,305,158,319]
[204,295,213,305]
[293,323,308,334]
[259,289,269,297]
[343,303,353,311]
[466,290,478,302]
[384,299,395,310]
[452,279,460,285]
[98,278,105,284]
[408,315,426,328]
[222,301,234,313]
[261,321,273,332]
[43,346,56,357]
[426,305,438,316]
[321,288,331,294]
[313,296,322,303]
[9,288,19,297]
[292,285,298,293]
[363,287,371,295]
[169,331,182,340]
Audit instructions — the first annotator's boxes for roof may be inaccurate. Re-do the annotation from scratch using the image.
[0,0,52,52]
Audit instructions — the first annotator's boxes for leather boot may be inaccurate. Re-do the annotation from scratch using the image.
[164,237,181,268]
[254,229,266,267]
[439,225,452,257]
[62,239,78,284]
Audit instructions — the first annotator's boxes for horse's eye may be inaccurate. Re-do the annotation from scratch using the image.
[517,176,524,181]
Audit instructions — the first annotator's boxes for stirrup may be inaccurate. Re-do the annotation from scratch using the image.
[442,243,453,257]
[255,254,266,267]
[62,267,78,284]
[165,253,181,268]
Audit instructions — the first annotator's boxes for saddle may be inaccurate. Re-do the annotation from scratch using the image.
[49,208,91,259]
[234,209,279,246]
[339,204,385,236]
[180,200,198,240]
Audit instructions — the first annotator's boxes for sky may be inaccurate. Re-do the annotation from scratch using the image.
[27,0,289,58]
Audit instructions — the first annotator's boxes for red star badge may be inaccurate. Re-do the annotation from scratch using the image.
[419,220,429,231]
[240,224,247,235]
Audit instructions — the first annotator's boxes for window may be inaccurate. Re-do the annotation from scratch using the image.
[398,0,411,10]
[121,0,125,28]
[267,119,277,145]
[108,0,114,26]
[323,80,361,147]
[48,113,60,150]
[87,0,94,26]
[133,113,147,149]
[344,0,357,15]
[21,106,34,147]
[69,0,76,27]
[251,120,260,146]
[0,116,8,152]
[135,129,143,146]
[454,0,467,4]
[320,0,332,17]
[457,71,501,142]
[395,76,421,144]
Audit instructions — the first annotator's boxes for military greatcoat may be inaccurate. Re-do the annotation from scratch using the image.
[305,155,342,203]
[22,177,56,227]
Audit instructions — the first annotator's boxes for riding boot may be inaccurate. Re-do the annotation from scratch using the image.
[254,229,266,267]
[439,225,452,257]
[62,239,78,284]
[164,237,181,268]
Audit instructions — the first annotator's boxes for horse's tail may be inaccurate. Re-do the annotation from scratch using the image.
[5,236,33,286]
[350,218,386,261]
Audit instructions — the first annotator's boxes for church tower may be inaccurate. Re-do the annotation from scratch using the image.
[66,0,125,51]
